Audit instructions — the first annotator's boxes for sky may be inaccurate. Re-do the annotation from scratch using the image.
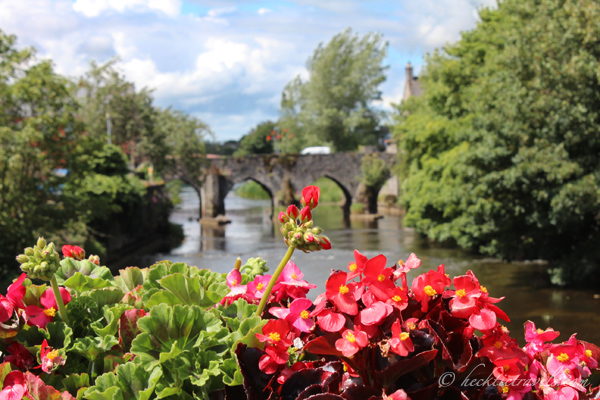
[0,0,496,141]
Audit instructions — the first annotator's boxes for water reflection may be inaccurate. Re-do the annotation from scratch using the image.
[143,187,600,345]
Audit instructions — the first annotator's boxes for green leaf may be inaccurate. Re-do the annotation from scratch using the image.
[45,321,73,350]
[114,267,148,293]
[218,299,257,332]
[65,296,101,338]
[130,304,222,368]
[62,373,89,398]
[62,272,114,294]
[70,336,119,362]
[83,372,120,400]
[90,304,131,338]
[189,350,222,391]
[220,357,243,387]
[86,288,125,308]
[56,258,113,285]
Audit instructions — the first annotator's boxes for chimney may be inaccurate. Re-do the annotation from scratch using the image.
[405,62,413,82]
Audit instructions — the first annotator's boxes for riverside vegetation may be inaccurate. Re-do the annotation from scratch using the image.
[1,186,598,400]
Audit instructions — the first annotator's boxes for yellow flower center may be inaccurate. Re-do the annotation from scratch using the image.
[231,279,238,286]
[537,328,544,334]
[339,285,349,295]
[269,332,281,342]
[44,307,56,317]
[424,285,437,297]
[349,263,357,272]
[564,369,570,376]
[557,353,569,362]
[392,295,402,302]
[502,386,509,394]
[407,322,416,330]
[46,349,59,360]
[300,310,310,319]
[585,350,592,358]
[494,341,503,349]
[377,274,386,282]
[399,332,410,341]
[397,260,404,266]
[480,286,488,293]
[456,289,466,298]
[503,365,510,372]
[346,332,356,343]
[256,283,264,291]
[291,273,298,280]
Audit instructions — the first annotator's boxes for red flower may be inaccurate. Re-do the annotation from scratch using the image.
[325,271,358,315]
[287,205,299,219]
[1,274,27,323]
[444,274,483,319]
[389,319,414,357]
[0,371,27,400]
[335,328,368,357]
[301,185,320,209]
[62,245,85,260]
[346,250,367,281]
[299,206,312,223]
[319,237,331,250]
[362,254,394,301]
[411,264,451,312]
[4,342,34,370]
[25,287,71,328]
[256,319,292,347]
[278,211,288,223]
[40,339,65,373]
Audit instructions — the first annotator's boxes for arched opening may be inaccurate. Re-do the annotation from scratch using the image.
[223,178,275,217]
[309,176,352,225]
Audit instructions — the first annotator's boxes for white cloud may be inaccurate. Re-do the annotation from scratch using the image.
[72,0,181,17]
[1,0,495,140]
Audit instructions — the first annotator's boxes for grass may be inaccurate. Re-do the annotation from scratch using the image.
[234,177,344,203]
[234,181,270,200]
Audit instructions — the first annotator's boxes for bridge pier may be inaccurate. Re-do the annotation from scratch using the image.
[201,171,226,218]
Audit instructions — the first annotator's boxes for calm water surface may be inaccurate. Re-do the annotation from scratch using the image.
[142,187,600,345]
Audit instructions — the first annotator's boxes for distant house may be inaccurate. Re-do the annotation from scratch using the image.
[402,62,423,101]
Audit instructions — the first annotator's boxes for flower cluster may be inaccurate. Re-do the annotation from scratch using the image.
[278,185,331,252]
[236,251,600,400]
[15,237,61,281]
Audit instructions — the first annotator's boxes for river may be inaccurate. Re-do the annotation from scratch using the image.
[140,186,600,345]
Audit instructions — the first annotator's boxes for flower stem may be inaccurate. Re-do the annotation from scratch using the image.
[50,276,70,326]
[255,246,295,317]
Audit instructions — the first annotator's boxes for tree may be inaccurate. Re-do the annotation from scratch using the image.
[280,29,388,152]
[393,0,600,285]
[77,60,157,168]
[234,121,276,156]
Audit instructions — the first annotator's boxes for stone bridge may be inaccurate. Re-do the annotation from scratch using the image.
[200,152,397,218]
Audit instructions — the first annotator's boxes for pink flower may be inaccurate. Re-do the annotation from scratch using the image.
[1,274,27,323]
[40,339,65,373]
[62,245,85,260]
[396,253,421,274]
[444,274,483,319]
[225,269,247,297]
[359,301,392,326]
[270,298,314,332]
[524,320,560,357]
[389,320,414,357]
[0,371,27,400]
[25,287,71,328]
[325,271,358,315]
[301,185,320,209]
[335,328,368,357]
[315,309,346,332]
[383,389,409,400]
[278,211,288,224]
[247,274,272,299]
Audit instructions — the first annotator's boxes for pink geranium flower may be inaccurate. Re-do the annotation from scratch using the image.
[269,298,315,333]
[25,287,71,328]
[389,320,414,357]
[335,328,368,357]
[0,371,27,400]
[40,339,66,373]
[247,274,272,299]
[325,271,359,315]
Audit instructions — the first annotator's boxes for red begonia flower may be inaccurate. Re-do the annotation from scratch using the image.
[389,319,414,357]
[0,371,27,400]
[335,328,368,357]
[346,249,367,281]
[25,287,71,329]
[325,271,358,315]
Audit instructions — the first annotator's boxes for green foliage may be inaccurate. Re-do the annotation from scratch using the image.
[280,28,388,152]
[234,121,275,156]
[393,0,600,284]
[310,177,344,203]
[360,154,390,190]
[234,180,270,200]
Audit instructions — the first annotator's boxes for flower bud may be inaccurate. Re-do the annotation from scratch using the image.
[34,249,42,259]
[16,254,29,263]
[24,247,34,257]
[278,211,288,224]
[286,205,299,219]
[304,232,315,243]
[299,206,312,223]
[303,220,314,228]
[37,237,46,249]
[311,226,323,235]
[319,236,331,250]
[301,185,320,210]
[89,255,100,266]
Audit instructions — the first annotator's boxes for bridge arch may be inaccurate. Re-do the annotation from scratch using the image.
[223,177,275,213]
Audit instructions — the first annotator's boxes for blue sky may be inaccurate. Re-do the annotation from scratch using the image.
[0,0,495,141]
